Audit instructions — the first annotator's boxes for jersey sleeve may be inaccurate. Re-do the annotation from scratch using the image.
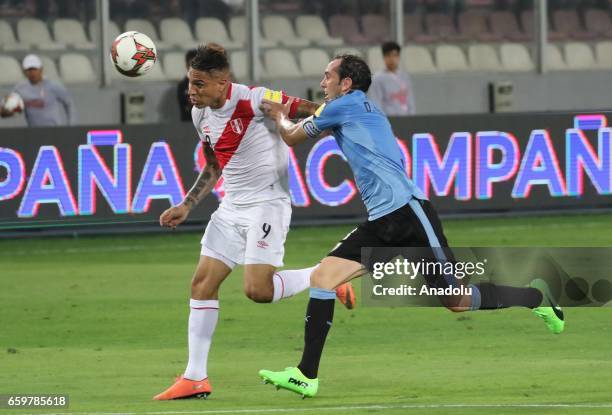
[302,100,343,138]
[250,87,302,118]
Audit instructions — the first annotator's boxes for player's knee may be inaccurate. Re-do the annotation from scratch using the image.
[310,267,332,289]
[244,285,273,303]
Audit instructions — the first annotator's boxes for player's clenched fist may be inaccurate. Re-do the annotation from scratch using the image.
[159,204,190,229]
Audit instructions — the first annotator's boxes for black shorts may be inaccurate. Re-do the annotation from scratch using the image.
[328,198,452,273]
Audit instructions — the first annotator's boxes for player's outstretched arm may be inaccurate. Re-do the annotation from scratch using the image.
[290,98,319,119]
[159,142,221,229]
[260,98,310,147]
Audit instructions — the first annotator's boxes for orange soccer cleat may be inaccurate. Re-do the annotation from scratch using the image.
[153,375,212,400]
[335,282,356,310]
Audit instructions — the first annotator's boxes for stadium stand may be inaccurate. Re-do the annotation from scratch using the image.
[366,46,385,73]
[0,2,608,86]
[262,15,310,47]
[544,44,567,70]
[53,19,95,50]
[229,50,265,81]
[584,9,612,39]
[88,20,121,44]
[17,18,65,50]
[563,42,597,70]
[0,55,23,84]
[552,10,595,40]
[229,16,277,47]
[425,13,468,42]
[0,20,27,51]
[459,10,502,41]
[402,46,437,73]
[163,51,188,81]
[404,13,435,43]
[435,44,470,71]
[499,43,534,71]
[489,11,531,42]
[334,47,363,57]
[40,55,60,81]
[196,17,242,49]
[295,15,343,46]
[361,14,390,44]
[595,41,612,68]
[468,44,503,71]
[59,53,96,83]
[520,10,565,41]
[263,48,302,78]
[160,18,198,50]
[0,0,610,124]
[299,48,331,76]
[329,14,369,45]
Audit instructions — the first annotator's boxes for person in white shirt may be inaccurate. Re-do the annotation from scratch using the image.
[1,54,75,126]
[368,41,416,116]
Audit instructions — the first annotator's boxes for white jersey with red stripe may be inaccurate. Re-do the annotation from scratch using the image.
[192,83,299,205]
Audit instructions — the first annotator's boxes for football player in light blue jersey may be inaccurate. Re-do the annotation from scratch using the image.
[257,54,564,398]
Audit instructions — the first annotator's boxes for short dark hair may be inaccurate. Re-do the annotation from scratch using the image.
[381,41,401,56]
[191,43,229,73]
[332,54,372,93]
[185,49,197,66]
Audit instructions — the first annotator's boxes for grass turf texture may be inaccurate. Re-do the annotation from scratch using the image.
[1,213,612,415]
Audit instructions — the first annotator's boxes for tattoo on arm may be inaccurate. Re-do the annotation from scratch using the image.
[292,99,320,119]
[183,142,221,209]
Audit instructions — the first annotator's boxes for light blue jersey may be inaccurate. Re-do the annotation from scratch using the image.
[302,90,426,220]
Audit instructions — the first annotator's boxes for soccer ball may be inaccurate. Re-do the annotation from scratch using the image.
[2,92,24,113]
[110,31,157,77]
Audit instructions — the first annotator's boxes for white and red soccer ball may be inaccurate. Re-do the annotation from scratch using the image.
[110,31,157,77]
[2,92,24,113]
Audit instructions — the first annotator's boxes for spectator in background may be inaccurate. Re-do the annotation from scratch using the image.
[1,54,76,126]
[368,41,416,116]
[177,49,197,121]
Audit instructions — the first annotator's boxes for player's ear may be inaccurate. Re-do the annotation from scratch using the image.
[341,77,353,93]
[217,75,229,88]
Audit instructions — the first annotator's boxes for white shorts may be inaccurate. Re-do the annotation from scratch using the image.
[200,198,291,269]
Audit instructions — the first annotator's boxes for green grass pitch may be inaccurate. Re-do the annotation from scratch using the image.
[1,214,612,415]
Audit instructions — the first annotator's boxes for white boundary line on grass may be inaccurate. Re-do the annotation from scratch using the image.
[18,402,612,415]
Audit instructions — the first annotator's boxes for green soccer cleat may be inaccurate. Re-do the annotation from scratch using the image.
[259,367,318,398]
[530,278,565,334]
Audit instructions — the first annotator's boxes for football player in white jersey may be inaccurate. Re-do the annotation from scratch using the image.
[153,44,355,400]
